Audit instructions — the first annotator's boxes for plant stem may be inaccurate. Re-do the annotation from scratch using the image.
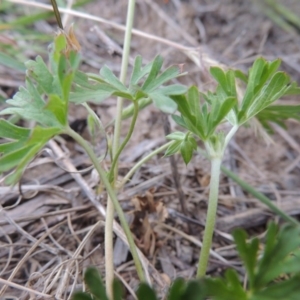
[65,127,145,281]
[109,101,139,182]
[118,141,173,189]
[197,157,222,278]
[105,0,136,297]
[224,125,238,150]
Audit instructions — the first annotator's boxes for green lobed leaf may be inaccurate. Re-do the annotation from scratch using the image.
[84,267,108,300]
[166,131,186,141]
[182,280,206,300]
[70,85,115,103]
[100,65,128,93]
[210,67,227,93]
[136,283,158,300]
[201,274,247,300]
[234,69,248,83]
[167,278,186,300]
[256,105,300,133]
[1,79,61,127]
[171,114,189,131]
[187,86,203,130]
[112,279,123,300]
[208,97,237,136]
[165,141,182,157]
[0,145,35,173]
[130,56,154,85]
[0,119,30,140]
[141,55,163,91]
[255,223,300,288]
[5,143,43,185]
[251,275,300,300]
[143,66,181,93]
[71,292,94,300]
[242,72,289,124]
[158,84,187,96]
[180,136,197,165]
[233,229,259,289]
[148,91,177,114]
[25,56,54,94]
[239,58,269,119]
[46,94,67,125]
[0,140,27,154]
[3,126,62,185]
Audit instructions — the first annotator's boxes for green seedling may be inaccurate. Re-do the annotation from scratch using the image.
[165,57,300,277]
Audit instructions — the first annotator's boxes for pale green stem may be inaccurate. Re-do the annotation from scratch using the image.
[118,141,173,189]
[224,125,238,150]
[109,101,139,183]
[106,0,138,297]
[65,127,145,283]
[197,157,222,278]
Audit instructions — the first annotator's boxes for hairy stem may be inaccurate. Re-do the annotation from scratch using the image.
[65,127,145,284]
[197,157,222,278]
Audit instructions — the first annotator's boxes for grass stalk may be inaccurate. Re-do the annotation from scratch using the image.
[221,165,299,226]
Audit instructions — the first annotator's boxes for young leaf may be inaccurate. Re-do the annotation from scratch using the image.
[201,271,247,300]
[256,105,300,133]
[158,84,187,96]
[166,131,186,141]
[100,65,128,93]
[246,72,290,121]
[187,86,202,129]
[70,84,117,104]
[182,280,206,300]
[25,56,54,94]
[143,66,181,93]
[3,126,62,185]
[136,283,158,300]
[167,278,186,300]
[254,223,300,288]
[84,267,108,300]
[112,279,123,300]
[0,119,30,140]
[148,91,177,114]
[130,55,154,85]
[208,97,236,136]
[233,228,259,289]
[171,114,189,131]
[0,145,35,173]
[141,55,163,91]
[72,292,94,300]
[180,136,197,165]
[251,275,300,300]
